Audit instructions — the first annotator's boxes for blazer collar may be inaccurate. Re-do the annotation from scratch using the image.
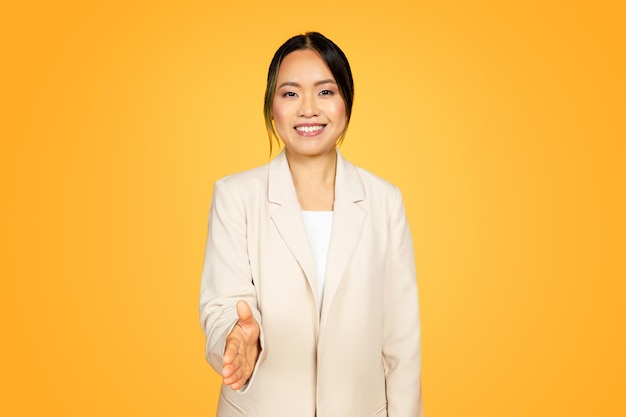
[267,148,365,205]
[267,149,367,328]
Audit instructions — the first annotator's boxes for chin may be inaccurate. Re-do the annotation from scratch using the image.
[286,144,336,158]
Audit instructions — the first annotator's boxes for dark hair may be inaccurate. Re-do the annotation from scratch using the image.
[263,32,355,153]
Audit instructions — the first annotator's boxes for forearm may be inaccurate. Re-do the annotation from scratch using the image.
[199,179,264,388]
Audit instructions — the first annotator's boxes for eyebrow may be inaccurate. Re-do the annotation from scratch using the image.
[277,79,337,89]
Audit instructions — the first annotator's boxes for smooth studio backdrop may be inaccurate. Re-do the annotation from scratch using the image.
[1,1,624,416]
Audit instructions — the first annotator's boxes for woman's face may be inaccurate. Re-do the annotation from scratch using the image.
[272,49,346,159]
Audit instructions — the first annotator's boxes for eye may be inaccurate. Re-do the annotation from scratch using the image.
[282,91,298,98]
[319,89,334,96]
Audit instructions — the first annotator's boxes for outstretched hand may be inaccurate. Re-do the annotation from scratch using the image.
[222,300,261,390]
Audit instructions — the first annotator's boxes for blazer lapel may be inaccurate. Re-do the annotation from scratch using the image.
[268,150,320,309]
[320,150,366,326]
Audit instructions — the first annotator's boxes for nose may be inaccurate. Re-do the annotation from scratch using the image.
[298,93,319,117]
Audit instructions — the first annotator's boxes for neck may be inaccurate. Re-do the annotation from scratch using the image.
[285,148,338,211]
[285,148,337,187]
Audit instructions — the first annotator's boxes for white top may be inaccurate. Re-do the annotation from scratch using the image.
[301,210,333,308]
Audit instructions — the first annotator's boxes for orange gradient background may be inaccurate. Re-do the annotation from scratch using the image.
[1,1,624,416]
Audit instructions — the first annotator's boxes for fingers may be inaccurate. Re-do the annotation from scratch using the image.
[222,300,261,390]
[222,336,252,389]
[223,357,249,389]
[222,336,240,366]
[222,348,242,380]
[224,372,247,390]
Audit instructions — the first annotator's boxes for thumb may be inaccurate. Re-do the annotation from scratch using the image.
[236,300,254,325]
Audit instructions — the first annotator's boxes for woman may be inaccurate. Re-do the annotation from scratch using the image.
[200,32,423,417]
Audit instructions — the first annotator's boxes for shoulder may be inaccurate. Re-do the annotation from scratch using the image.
[340,154,402,202]
[215,163,269,193]
[210,162,270,211]
[343,159,410,229]
[355,166,398,195]
[356,166,405,218]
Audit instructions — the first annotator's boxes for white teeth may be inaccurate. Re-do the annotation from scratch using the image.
[296,125,324,133]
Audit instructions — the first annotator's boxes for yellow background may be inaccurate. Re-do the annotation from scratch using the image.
[1,1,624,416]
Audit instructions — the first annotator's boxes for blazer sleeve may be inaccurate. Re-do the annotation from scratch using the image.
[382,186,423,417]
[199,179,264,392]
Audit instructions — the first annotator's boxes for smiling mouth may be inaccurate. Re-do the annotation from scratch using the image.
[295,125,326,133]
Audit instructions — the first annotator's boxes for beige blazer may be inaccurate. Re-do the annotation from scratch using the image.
[200,149,423,417]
